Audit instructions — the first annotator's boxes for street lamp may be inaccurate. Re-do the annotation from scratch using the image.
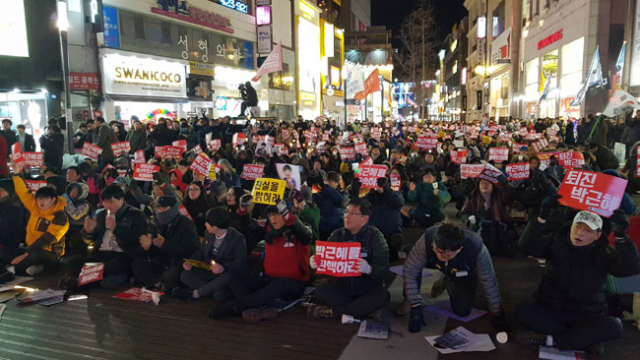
[57,0,74,153]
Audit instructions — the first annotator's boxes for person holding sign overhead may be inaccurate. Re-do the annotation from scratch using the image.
[307,198,390,320]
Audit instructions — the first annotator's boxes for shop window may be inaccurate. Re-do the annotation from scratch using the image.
[161,22,172,44]
[134,15,145,40]
[492,1,505,39]
[560,37,584,98]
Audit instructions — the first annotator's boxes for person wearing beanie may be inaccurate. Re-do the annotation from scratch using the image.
[10,175,69,276]
[131,196,199,292]
[225,187,255,254]
[0,179,25,268]
[173,206,246,301]
[209,199,312,323]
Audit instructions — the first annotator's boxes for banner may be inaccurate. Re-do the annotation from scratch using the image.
[241,164,265,180]
[390,173,401,191]
[192,144,203,154]
[416,136,437,150]
[460,164,484,179]
[251,178,286,205]
[209,139,221,152]
[190,153,211,177]
[488,147,509,162]
[537,152,560,170]
[315,241,361,277]
[81,143,103,160]
[532,138,549,152]
[506,162,530,180]
[305,128,317,142]
[134,150,145,164]
[558,151,585,169]
[478,165,503,184]
[356,165,387,189]
[450,150,468,165]
[252,42,283,82]
[341,147,355,161]
[232,133,247,147]
[355,142,368,157]
[111,141,131,155]
[133,163,160,181]
[23,152,43,167]
[558,170,627,217]
[362,68,381,97]
[25,180,47,192]
[77,263,105,287]
[164,146,184,158]
[172,140,187,153]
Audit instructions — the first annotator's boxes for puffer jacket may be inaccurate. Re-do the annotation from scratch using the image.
[63,182,91,227]
[85,204,148,258]
[406,181,451,221]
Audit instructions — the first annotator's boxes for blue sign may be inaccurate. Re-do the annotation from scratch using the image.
[102,6,120,49]
[244,42,254,70]
[219,0,248,14]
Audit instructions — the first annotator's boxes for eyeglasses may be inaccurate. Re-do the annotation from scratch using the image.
[344,212,364,217]
[188,187,201,192]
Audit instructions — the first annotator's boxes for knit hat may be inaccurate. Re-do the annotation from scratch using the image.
[156,196,178,208]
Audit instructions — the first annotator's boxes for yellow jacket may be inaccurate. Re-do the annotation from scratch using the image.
[13,176,69,255]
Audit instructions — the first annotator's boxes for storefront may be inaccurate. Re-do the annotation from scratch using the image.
[0,91,50,150]
[320,20,345,121]
[295,0,322,119]
[523,0,589,119]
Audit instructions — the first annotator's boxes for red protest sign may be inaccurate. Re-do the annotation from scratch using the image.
[164,146,183,158]
[356,165,387,189]
[209,139,221,152]
[134,150,145,164]
[390,173,401,191]
[450,150,468,165]
[133,163,160,181]
[558,151,585,169]
[322,132,330,142]
[232,133,247,147]
[25,180,48,192]
[460,164,484,179]
[360,156,373,166]
[499,132,512,142]
[155,146,165,158]
[305,129,317,142]
[241,164,265,180]
[479,165,503,184]
[416,136,437,150]
[113,287,163,302]
[190,153,211,177]
[315,241,361,277]
[506,162,530,180]
[23,152,43,167]
[281,129,290,141]
[558,170,627,217]
[172,140,187,153]
[77,263,105,286]
[81,143,103,160]
[11,143,25,172]
[533,138,549,152]
[637,148,640,177]
[355,142,368,157]
[512,142,527,151]
[179,205,194,221]
[111,141,131,155]
[536,152,560,170]
[192,144,203,154]
[341,147,355,161]
[488,147,509,162]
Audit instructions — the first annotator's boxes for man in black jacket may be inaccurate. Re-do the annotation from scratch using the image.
[67,185,148,288]
[40,125,65,170]
[516,195,640,354]
[16,124,35,152]
[172,207,247,300]
[307,198,390,320]
[132,196,199,292]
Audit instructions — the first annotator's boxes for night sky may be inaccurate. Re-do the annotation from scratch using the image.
[371,0,468,48]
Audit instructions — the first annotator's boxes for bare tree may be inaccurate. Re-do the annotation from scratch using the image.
[396,1,439,118]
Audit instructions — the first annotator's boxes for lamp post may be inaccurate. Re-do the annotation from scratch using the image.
[57,0,74,154]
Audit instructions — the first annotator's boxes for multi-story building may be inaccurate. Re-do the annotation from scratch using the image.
[443,18,469,121]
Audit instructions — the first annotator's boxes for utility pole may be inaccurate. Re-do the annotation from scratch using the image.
[421,2,425,119]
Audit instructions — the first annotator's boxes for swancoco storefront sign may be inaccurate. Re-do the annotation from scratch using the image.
[102,54,187,99]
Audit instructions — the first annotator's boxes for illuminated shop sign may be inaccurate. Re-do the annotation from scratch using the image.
[219,0,249,14]
[537,30,563,50]
[103,54,187,98]
[154,0,234,34]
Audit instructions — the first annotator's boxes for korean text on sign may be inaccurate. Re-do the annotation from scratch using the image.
[488,147,509,162]
[341,147,355,161]
[241,164,265,180]
[416,136,437,150]
[506,162,530,180]
[357,165,387,189]
[81,143,103,160]
[23,152,43,167]
[133,164,161,181]
[558,170,627,217]
[25,180,47,193]
[460,164,484,179]
[77,263,105,286]
[450,150,467,165]
[355,142,368,156]
[251,178,286,205]
[190,153,211,177]
[558,151,585,169]
[315,241,361,277]
[111,141,131,155]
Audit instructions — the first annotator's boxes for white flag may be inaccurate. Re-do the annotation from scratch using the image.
[251,42,283,82]
[603,90,640,117]
[571,47,603,106]
[345,64,365,99]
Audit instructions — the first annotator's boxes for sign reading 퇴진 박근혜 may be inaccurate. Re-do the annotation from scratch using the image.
[315,241,361,277]
[558,170,627,217]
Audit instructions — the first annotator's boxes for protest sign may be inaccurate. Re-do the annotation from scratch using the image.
[276,163,301,190]
[532,138,549,152]
[478,165,503,184]
[416,136,437,150]
[360,156,373,166]
[155,146,166,158]
[450,150,468,165]
[305,128,317,142]
[356,165,387,189]
[232,133,247,147]
[11,143,25,172]
[208,163,221,181]
[23,152,43,167]
[499,133,512,142]
[558,170,627,217]
[113,287,162,302]
[25,180,47,192]
[355,142,368,157]
[512,143,527,151]
[341,146,355,161]
[77,263,105,287]
[81,143,102,160]
[209,139,221,152]
[172,140,187,153]
[322,132,330,142]
[536,152,560,170]
[488,147,509,162]
[164,146,183,158]
[190,153,211,177]
[134,150,145,164]
[133,163,160,181]
[315,241,361,277]
[519,126,528,134]
[390,173,402,191]
[558,151,585,169]
[241,164,265,180]
[111,141,131,155]
[460,164,484,179]
[637,147,640,177]
[506,162,530,180]
[192,144,203,154]
[251,178,287,205]
[281,129,290,141]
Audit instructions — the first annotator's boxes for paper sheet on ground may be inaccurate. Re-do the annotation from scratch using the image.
[425,333,495,354]
[389,265,433,277]
[425,300,487,322]
[538,346,585,360]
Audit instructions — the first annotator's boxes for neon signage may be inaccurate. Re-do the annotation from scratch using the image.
[219,0,248,14]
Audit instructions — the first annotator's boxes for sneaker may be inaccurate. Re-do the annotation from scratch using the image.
[100,273,128,289]
[25,265,44,276]
[242,307,280,323]
[394,299,412,316]
[515,330,548,347]
[431,275,446,298]
[209,303,237,319]
[306,304,334,319]
[171,287,192,300]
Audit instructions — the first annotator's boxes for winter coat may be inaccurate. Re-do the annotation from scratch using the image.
[146,212,199,266]
[85,204,148,258]
[0,136,8,176]
[127,128,148,154]
[298,204,320,240]
[592,146,619,171]
[519,219,640,314]
[406,181,451,221]
[188,227,246,274]
[0,198,25,249]
[364,187,405,237]
[313,185,346,239]
[327,224,389,283]
[40,132,65,169]
[63,182,91,227]
[96,123,115,162]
